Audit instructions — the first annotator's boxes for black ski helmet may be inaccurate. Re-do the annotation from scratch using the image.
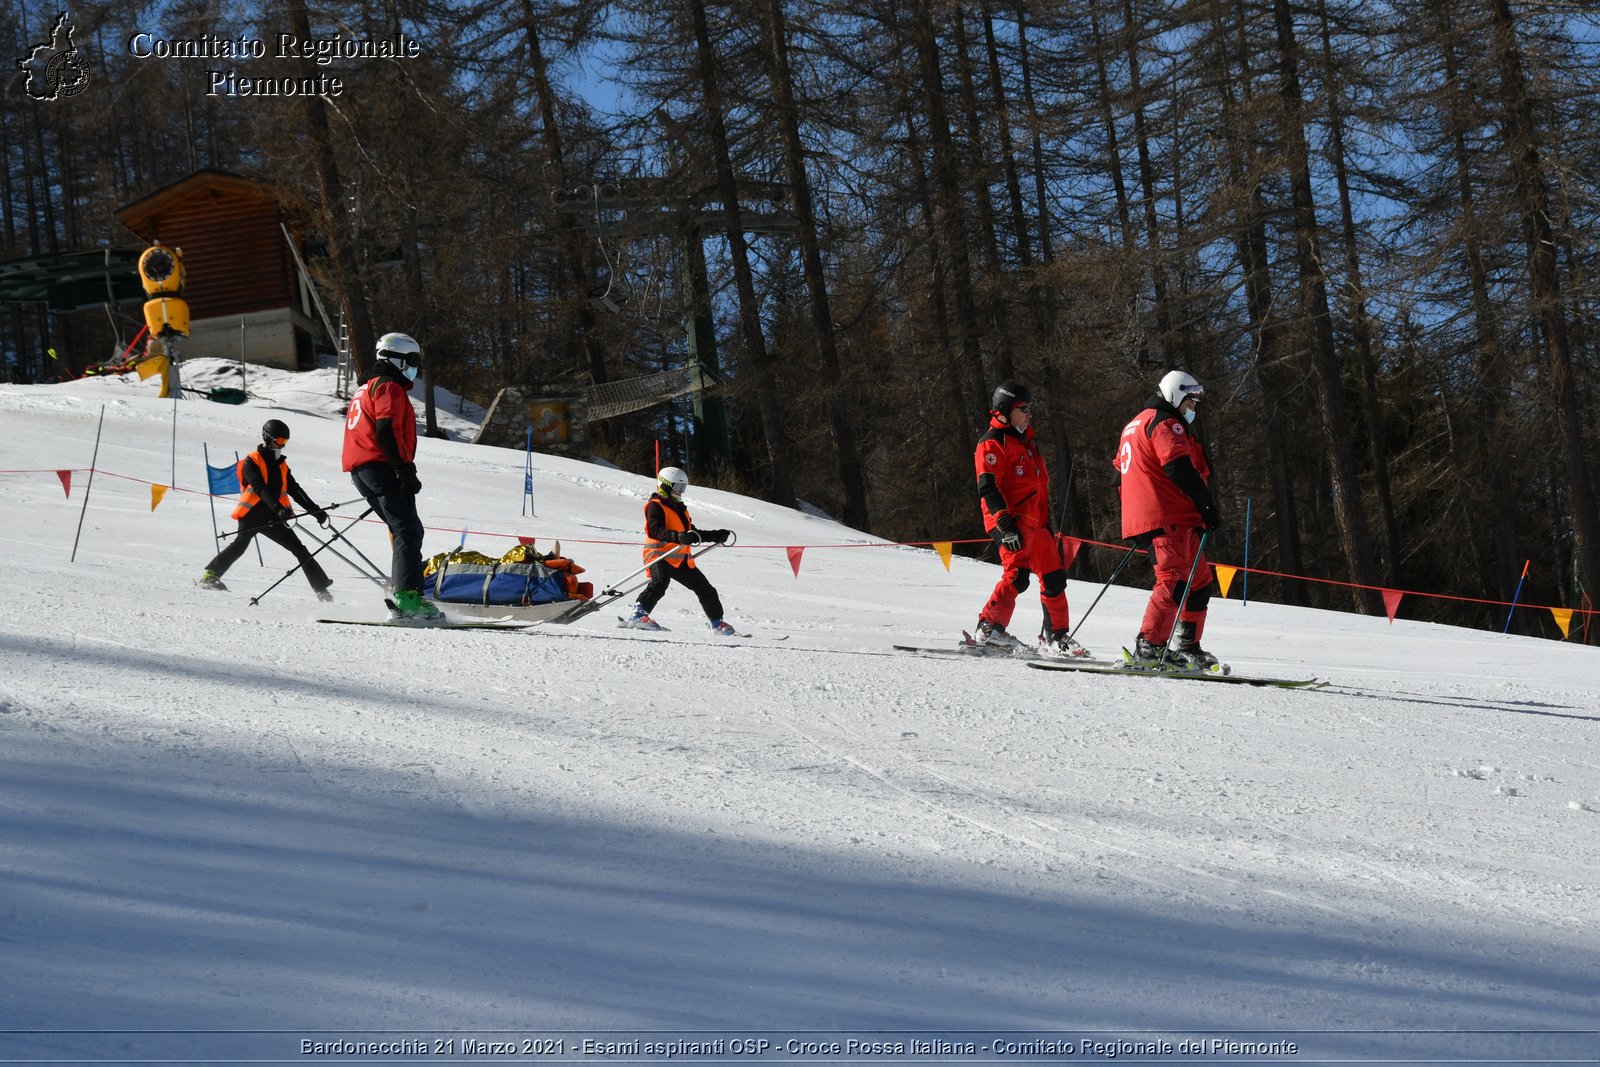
[990,381,1032,416]
[262,418,290,443]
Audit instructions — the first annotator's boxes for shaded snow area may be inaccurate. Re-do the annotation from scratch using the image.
[0,369,1596,1065]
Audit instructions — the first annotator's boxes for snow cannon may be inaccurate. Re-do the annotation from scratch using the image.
[138,242,190,339]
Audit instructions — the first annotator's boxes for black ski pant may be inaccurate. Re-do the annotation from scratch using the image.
[206,505,331,591]
[351,462,425,594]
[637,561,723,621]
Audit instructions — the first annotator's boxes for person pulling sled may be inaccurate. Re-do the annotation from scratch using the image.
[622,467,739,635]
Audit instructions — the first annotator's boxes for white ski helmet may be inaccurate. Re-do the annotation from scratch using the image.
[376,332,422,380]
[1158,369,1204,409]
[657,466,689,498]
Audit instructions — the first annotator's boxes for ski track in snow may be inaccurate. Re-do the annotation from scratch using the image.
[0,369,1597,1055]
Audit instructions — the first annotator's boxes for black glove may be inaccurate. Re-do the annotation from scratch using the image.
[311,506,330,527]
[683,530,703,546]
[710,529,732,545]
[1200,506,1223,533]
[394,462,422,496]
[275,505,295,522]
[995,514,1023,552]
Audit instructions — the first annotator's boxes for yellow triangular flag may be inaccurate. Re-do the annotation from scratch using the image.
[1551,607,1573,639]
[1214,564,1236,598]
[933,541,953,571]
[135,355,166,380]
[150,484,169,511]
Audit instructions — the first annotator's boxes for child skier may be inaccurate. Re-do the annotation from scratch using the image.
[622,467,738,635]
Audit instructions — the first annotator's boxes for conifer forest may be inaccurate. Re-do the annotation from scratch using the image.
[4,0,1598,636]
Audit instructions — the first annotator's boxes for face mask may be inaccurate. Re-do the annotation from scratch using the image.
[1183,408,1196,424]
[402,364,419,382]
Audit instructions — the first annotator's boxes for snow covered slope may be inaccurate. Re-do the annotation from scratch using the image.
[0,368,1595,1063]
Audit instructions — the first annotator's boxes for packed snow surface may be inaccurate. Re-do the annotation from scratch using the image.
[0,364,1595,1064]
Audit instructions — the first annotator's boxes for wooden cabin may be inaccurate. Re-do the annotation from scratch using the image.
[115,170,326,371]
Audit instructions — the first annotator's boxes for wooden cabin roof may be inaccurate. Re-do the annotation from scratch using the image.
[114,170,296,319]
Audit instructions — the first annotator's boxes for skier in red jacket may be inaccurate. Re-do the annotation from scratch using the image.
[1115,370,1222,668]
[972,382,1087,656]
[343,332,439,620]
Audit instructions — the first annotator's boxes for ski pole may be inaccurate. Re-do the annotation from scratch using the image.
[1158,529,1210,669]
[248,507,375,606]
[1066,541,1142,644]
[297,523,387,585]
[219,497,365,540]
[319,517,389,582]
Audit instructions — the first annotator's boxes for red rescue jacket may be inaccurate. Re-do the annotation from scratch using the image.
[1115,398,1212,537]
[342,374,417,471]
[974,415,1051,533]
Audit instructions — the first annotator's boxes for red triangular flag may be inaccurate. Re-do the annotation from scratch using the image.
[517,536,536,546]
[1382,588,1404,623]
[57,470,71,497]
[1058,535,1081,571]
[786,546,805,577]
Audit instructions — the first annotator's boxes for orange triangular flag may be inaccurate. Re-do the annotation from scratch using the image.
[933,541,953,571]
[786,546,805,577]
[1551,608,1574,639]
[57,470,71,497]
[150,484,169,511]
[1214,564,1236,598]
[1382,588,1404,623]
[1057,535,1081,571]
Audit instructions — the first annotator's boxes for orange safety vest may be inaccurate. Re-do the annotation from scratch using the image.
[642,496,697,569]
[232,450,293,520]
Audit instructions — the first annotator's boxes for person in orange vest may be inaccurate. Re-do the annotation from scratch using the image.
[622,467,737,635]
[198,419,332,600]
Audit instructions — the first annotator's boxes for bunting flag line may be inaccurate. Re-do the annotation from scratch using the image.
[786,546,805,577]
[56,470,71,498]
[1551,608,1573,639]
[150,484,169,511]
[1214,564,1236,599]
[933,542,953,571]
[1382,588,1404,623]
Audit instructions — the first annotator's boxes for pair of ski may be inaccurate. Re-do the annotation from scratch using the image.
[317,599,536,631]
[894,636,1322,689]
[615,616,780,641]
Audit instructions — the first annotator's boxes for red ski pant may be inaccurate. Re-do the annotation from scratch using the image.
[1139,524,1213,644]
[980,527,1070,633]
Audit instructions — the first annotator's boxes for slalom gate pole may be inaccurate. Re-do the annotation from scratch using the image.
[203,442,223,556]
[1066,542,1142,644]
[69,405,106,563]
[1157,530,1210,669]
[248,507,374,606]
[1503,559,1530,634]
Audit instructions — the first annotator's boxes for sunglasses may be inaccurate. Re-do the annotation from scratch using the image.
[268,435,288,447]
[1011,404,1032,414]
